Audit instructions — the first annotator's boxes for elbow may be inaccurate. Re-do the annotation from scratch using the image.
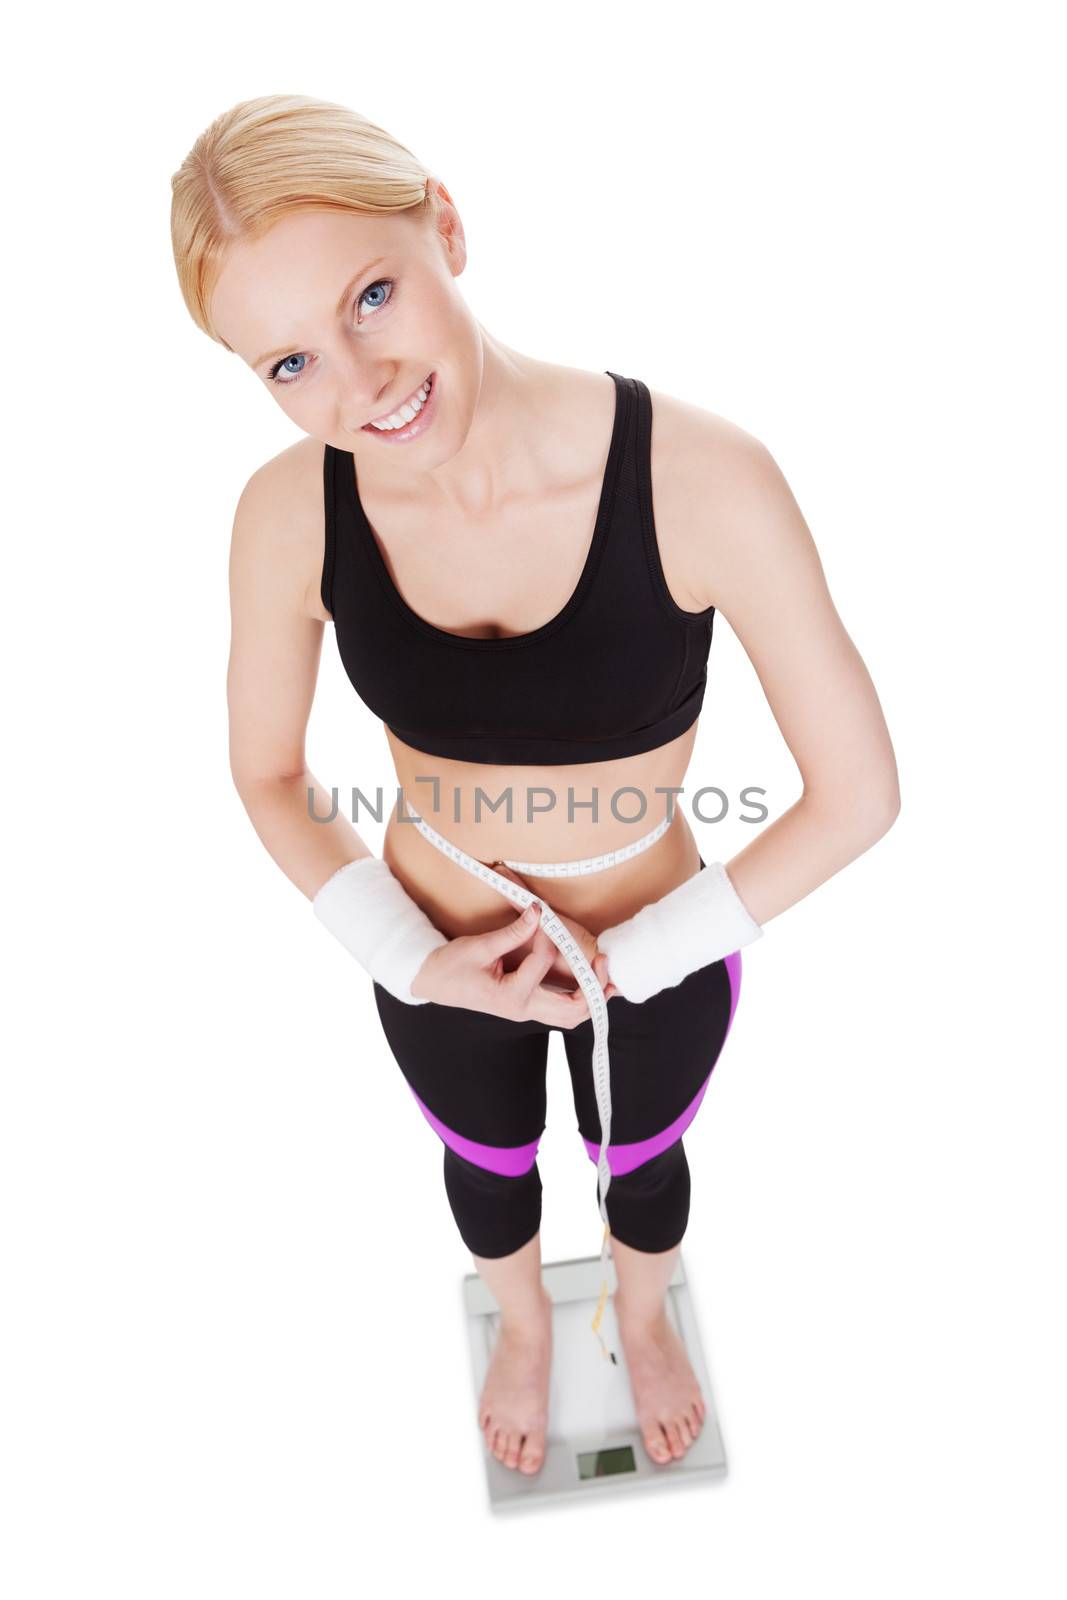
[229,758,261,802]
[230,757,310,795]
[861,777,901,844]
[878,765,902,828]
[872,789,901,842]
[230,766,262,815]
[230,767,298,813]
[806,772,901,847]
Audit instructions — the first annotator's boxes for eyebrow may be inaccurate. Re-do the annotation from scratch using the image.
[253,256,387,370]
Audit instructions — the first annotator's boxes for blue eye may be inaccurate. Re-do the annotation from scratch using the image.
[359,278,394,315]
[267,277,397,386]
[269,353,309,384]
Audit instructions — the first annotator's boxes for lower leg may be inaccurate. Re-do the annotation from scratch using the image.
[441,1143,550,1332]
[471,1228,551,1330]
[471,1230,553,1476]
[602,1142,690,1323]
[612,1235,705,1463]
[603,1146,706,1464]
[611,1232,681,1323]
[443,1138,552,1476]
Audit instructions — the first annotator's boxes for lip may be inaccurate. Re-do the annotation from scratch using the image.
[361,371,438,443]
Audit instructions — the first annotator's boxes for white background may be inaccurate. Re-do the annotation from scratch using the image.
[4,0,1064,1593]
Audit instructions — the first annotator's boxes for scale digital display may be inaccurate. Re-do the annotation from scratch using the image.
[577,1444,637,1480]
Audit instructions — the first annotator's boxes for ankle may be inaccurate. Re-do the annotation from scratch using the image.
[499,1286,553,1338]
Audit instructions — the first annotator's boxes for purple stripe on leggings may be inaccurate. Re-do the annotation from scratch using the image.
[582,948,744,1176]
[408,1088,542,1177]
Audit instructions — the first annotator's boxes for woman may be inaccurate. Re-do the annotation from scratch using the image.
[170,94,900,1479]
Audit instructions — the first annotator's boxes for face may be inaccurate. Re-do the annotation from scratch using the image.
[209,185,483,459]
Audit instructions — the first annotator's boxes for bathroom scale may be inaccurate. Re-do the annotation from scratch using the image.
[462,1251,727,1511]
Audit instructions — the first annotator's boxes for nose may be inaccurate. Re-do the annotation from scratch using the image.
[341,365,400,436]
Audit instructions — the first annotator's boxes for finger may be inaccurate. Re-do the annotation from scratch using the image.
[505,935,558,1004]
[475,902,542,961]
[531,924,581,985]
[537,984,592,1028]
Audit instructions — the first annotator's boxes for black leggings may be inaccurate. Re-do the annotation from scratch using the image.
[371,865,743,1258]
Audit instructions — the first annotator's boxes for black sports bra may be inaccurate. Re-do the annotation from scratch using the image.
[320,371,715,765]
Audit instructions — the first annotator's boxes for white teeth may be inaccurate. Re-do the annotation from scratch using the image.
[369,376,432,430]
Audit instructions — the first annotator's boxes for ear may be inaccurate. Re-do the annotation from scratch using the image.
[426,176,467,274]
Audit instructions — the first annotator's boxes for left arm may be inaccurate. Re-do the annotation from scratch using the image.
[689,424,900,926]
[595,415,900,1003]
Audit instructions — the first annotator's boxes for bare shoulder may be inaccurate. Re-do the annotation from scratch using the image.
[645,383,778,612]
[230,434,330,622]
[646,380,843,671]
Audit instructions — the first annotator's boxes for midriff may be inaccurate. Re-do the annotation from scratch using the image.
[381,717,703,940]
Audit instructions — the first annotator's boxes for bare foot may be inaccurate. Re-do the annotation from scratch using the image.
[478,1287,553,1475]
[615,1295,706,1464]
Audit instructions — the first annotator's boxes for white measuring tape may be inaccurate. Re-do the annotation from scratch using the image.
[402,797,674,1363]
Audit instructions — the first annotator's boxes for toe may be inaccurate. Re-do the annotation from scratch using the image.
[519,1436,545,1474]
[504,1432,521,1469]
[665,1420,686,1458]
[644,1426,671,1464]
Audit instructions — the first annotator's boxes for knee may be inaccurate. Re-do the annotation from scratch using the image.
[602,1140,691,1254]
[443,1147,543,1259]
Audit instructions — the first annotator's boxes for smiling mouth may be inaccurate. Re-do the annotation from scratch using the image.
[362,371,435,432]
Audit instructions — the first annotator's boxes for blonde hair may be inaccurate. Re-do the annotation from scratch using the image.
[170,94,436,348]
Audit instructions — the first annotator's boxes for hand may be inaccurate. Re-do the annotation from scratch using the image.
[409,901,598,1027]
[489,862,619,1001]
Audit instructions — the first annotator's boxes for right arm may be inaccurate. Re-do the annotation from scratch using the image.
[225,450,593,1027]
[227,449,368,897]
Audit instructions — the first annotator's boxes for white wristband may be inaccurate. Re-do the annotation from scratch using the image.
[597,860,762,1005]
[312,856,448,1005]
